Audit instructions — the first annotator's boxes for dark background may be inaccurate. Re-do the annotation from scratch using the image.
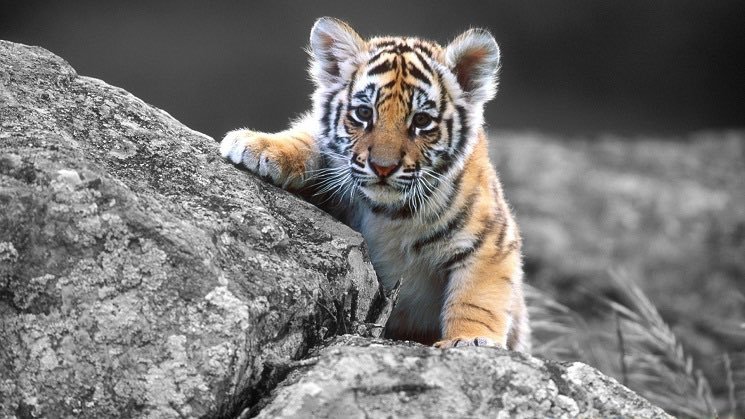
[2,0,744,138]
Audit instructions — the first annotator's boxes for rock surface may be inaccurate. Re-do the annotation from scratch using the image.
[254,336,672,418]
[0,40,671,419]
[0,40,380,418]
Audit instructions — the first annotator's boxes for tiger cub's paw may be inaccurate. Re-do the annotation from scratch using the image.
[220,129,304,189]
[433,337,504,349]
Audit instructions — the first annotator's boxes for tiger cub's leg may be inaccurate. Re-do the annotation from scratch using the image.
[434,245,524,350]
[219,116,320,189]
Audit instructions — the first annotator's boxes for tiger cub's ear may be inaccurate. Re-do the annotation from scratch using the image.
[445,28,501,104]
[309,17,366,87]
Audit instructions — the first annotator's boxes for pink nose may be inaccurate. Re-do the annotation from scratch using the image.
[371,162,397,177]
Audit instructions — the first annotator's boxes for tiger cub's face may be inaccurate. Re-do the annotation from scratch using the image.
[309,18,500,209]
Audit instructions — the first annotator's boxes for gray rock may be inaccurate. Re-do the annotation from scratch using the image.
[255,335,672,419]
[0,40,380,418]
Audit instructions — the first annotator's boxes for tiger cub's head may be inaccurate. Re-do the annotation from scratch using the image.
[309,17,500,212]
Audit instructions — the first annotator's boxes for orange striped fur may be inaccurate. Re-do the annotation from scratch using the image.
[221,17,530,351]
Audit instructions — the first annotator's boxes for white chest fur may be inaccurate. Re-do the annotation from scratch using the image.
[353,209,454,334]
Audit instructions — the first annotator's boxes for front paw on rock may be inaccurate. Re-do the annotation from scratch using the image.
[220,129,260,167]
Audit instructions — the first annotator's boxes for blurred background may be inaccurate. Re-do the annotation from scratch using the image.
[2,0,744,137]
[2,1,744,416]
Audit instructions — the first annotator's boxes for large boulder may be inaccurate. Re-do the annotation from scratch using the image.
[253,336,672,418]
[0,40,671,418]
[0,40,380,418]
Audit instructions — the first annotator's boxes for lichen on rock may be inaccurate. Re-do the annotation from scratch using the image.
[253,336,672,418]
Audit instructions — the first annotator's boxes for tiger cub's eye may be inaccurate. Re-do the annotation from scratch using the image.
[412,113,432,128]
[354,106,373,122]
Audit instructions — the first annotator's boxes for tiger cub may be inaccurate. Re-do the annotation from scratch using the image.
[220,17,529,351]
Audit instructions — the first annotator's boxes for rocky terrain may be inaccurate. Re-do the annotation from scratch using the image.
[0,40,671,418]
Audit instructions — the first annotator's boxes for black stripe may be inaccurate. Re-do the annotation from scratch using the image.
[353,91,371,101]
[441,169,464,207]
[368,60,393,76]
[372,85,382,109]
[442,216,495,271]
[451,316,497,333]
[454,105,469,154]
[326,140,342,155]
[411,49,434,75]
[412,209,466,252]
[421,150,433,167]
[476,216,498,242]
[346,71,357,102]
[413,43,435,58]
[342,142,355,155]
[433,148,457,179]
[330,101,343,137]
[494,214,509,249]
[421,99,437,110]
[364,197,414,220]
[490,178,502,200]
[360,82,378,99]
[443,247,474,272]
[381,80,396,90]
[388,205,414,219]
[412,190,477,251]
[407,64,430,84]
[439,90,447,115]
[394,44,414,54]
[333,73,356,139]
[369,203,385,214]
[494,240,519,264]
[372,40,397,48]
[445,117,454,149]
[416,167,463,223]
[463,303,498,321]
[320,87,343,136]
[367,48,394,65]
[435,68,451,114]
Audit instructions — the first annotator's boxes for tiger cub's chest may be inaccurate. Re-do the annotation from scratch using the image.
[356,211,450,291]
[354,211,453,335]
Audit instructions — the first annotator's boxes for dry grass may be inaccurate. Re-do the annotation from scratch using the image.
[525,285,596,367]
[605,271,716,418]
[722,352,745,418]
[527,270,724,417]
[491,130,745,415]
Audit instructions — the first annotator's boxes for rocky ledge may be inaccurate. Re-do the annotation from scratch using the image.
[0,40,670,418]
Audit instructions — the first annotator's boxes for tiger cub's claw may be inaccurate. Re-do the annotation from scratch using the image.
[434,337,503,349]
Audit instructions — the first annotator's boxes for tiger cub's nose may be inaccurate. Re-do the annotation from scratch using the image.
[370,161,398,178]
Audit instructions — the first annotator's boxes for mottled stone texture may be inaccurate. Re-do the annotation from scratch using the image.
[0,40,379,418]
[1,40,671,419]
[255,336,672,419]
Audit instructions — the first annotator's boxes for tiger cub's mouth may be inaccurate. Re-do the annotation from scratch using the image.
[357,180,406,201]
